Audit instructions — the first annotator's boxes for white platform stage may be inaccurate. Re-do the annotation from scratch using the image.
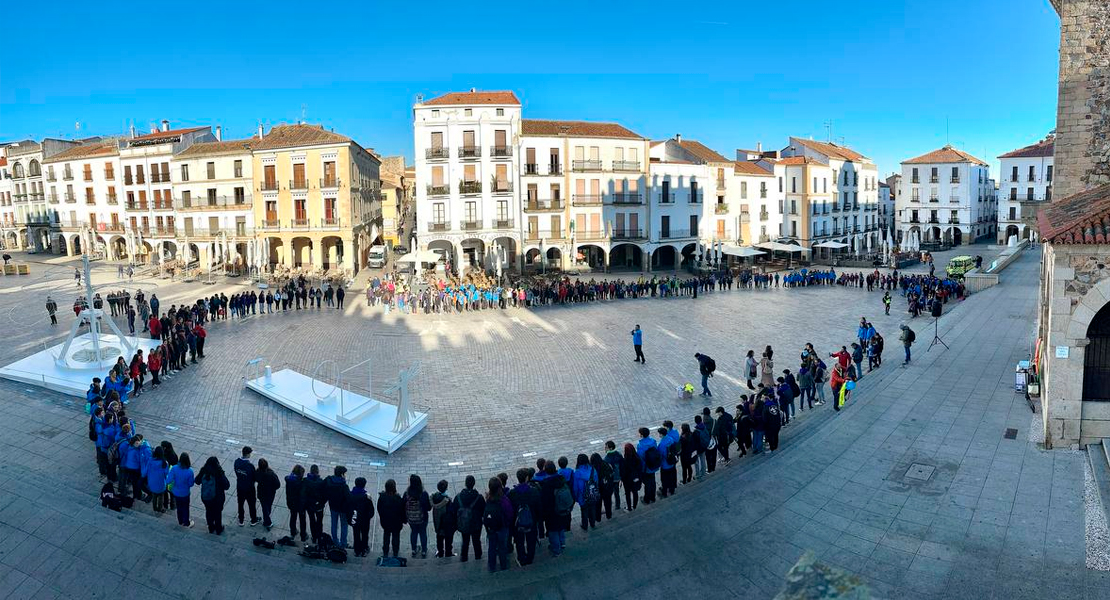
[0,332,162,398]
[245,368,428,453]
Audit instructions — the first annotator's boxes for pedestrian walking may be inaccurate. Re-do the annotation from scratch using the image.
[46,296,58,325]
[694,353,715,397]
[899,324,915,364]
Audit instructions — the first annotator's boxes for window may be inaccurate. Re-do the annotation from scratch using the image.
[207,189,217,206]
[760,182,767,198]
[104,163,114,180]
[431,110,439,118]
[690,214,699,238]
[1028,165,1036,182]
[1009,207,1017,220]
[1011,166,1018,182]
[496,164,508,192]
[912,188,920,201]
[263,165,276,189]
[85,187,94,204]
[1010,188,1017,201]
[234,187,245,204]
[1027,187,1034,201]
[822,178,827,193]
[463,164,476,183]
[161,163,169,181]
[234,160,243,178]
[740,181,748,199]
[323,161,336,186]
[181,191,192,208]
[292,163,306,188]
[206,162,216,179]
[464,108,472,117]
[432,203,444,222]
[136,165,145,184]
[791,177,796,193]
[496,108,504,117]
[1046,165,1053,182]
[813,177,817,192]
[778,177,783,192]
[180,164,189,182]
[911,168,919,183]
[83,164,93,181]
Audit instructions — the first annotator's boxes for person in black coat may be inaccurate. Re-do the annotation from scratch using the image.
[735,400,753,457]
[325,466,351,548]
[620,443,642,511]
[538,463,570,556]
[452,475,485,562]
[285,465,307,542]
[301,465,327,544]
[507,468,542,566]
[713,407,735,465]
[255,458,281,530]
[196,456,231,535]
[233,447,258,527]
[348,477,375,557]
[377,479,405,558]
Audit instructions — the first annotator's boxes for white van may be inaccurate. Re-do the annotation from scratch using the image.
[367,245,387,268]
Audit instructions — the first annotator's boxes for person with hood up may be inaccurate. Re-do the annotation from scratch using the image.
[285,465,307,542]
[377,478,405,558]
[348,476,375,557]
[325,465,351,548]
[195,456,230,534]
[255,458,281,530]
[762,395,783,452]
[431,480,456,558]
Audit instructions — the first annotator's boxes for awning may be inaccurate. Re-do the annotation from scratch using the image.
[721,244,766,258]
[395,249,440,265]
[755,241,811,254]
[813,240,849,249]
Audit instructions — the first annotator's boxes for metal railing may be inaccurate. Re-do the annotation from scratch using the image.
[689,192,702,204]
[321,217,341,228]
[572,194,602,206]
[715,203,729,214]
[45,173,56,182]
[458,146,481,159]
[492,182,514,194]
[576,229,606,241]
[320,177,341,188]
[658,229,694,239]
[612,160,640,172]
[64,193,76,203]
[490,145,512,158]
[612,228,644,240]
[175,194,252,210]
[48,193,59,204]
[494,219,514,230]
[425,147,449,160]
[524,199,564,211]
[290,218,311,229]
[950,177,960,183]
[427,185,449,196]
[611,193,642,205]
[427,221,450,232]
[716,178,726,189]
[572,159,602,172]
[461,220,482,231]
[63,171,74,181]
[459,181,482,194]
[104,170,115,181]
[261,180,279,191]
[759,211,769,221]
[289,179,309,191]
[261,219,280,229]
[659,192,675,204]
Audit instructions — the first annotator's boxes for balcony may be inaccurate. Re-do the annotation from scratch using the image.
[13,194,27,203]
[928,196,939,203]
[458,146,481,159]
[950,195,961,203]
[260,219,280,229]
[126,200,148,211]
[320,177,341,189]
[151,172,171,184]
[688,192,702,204]
[59,220,87,231]
[154,226,177,237]
[461,220,483,231]
[86,196,96,206]
[523,163,541,176]
[832,204,841,212]
[101,222,126,233]
[911,178,920,184]
[289,179,309,191]
[45,173,55,182]
[927,217,940,224]
[321,217,341,229]
[32,192,44,202]
[494,219,514,230]
[427,185,449,197]
[490,145,512,158]
[716,178,727,189]
[425,147,449,160]
[459,181,482,195]
[104,170,115,181]
[62,171,74,181]
[48,193,59,204]
[576,229,606,241]
[759,211,769,221]
[290,218,311,230]
[659,192,675,204]
[572,194,602,206]
[909,217,920,224]
[715,203,729,214]
[524,199,564,212]
[427,221,450,232]
[83,173,94,182]
[572,159,602,172]
[492,181,514,194]
[152,200,173,210]
[929,176,939,183]
[658,228,694,240]
[64,193,76,203]
[949,218,960,224]
[261,180,279,192]
[612,193,642,205]
[525,229,567,242]
[612,160,640,173]
[950,177,960,183]
[175,194,252,210]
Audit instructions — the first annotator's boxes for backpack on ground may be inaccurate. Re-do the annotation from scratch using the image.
[456,493,478,533]
[665,441,681,467]
[554,483,574,517]
[327,546,348,563]
[583,471,601,506]
[482,500,504,532]
[200,475,217,502]
[405,494,424,525]
[107,439,125,465]
[376,555,407,567]
[515,502,534,533]
[906,329,916,343]
[644,446,663,471]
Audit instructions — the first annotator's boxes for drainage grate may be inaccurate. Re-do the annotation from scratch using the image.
[905,463,936,482]
[1004,428,1018,440]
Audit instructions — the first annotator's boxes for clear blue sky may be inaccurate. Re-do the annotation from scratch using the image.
[1,0,1059,178]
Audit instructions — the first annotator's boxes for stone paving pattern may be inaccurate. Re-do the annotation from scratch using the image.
[0,248,1104,599]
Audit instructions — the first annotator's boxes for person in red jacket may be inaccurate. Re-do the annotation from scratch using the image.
[148,315,161,340]
[148,348,162,387]
[193,324,207,359]
[829,346,851,370]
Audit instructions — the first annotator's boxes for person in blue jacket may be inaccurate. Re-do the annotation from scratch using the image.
[93,408,110,478]
[630,325,645,364]
[143,445,169,513]
[571,454,598,531]
[86,378,103,407]
[556,457,573,486]
[656,423,679,498]
[104,370,130,405]
[100,414,121,483]
[167,452,195,527]
[635,428,659,504]
[122,434,149,502]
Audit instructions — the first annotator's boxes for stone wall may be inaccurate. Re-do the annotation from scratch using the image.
[1054,0,1110,200]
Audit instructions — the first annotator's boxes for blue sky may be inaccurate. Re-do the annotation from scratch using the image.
[1,0,1059,177]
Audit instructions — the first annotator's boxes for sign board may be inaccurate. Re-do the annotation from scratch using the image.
[1055,346,1069,359]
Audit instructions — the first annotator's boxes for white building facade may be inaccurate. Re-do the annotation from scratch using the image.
[997,136,1053,243]
[42,142,124,258]
[898,145,994,249]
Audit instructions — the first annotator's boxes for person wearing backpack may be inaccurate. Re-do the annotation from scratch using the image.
[694,353,715,397]
[195,456,230,534]
[636,427,660,504]
[143,445,169,513]
[167,452,195,528]
[255,458,281,530]
[402,474,432,559]
[735,401,753,457]
[233,447,260,527]
[899,324,915,365]
[745,349,758,390]
[813,358,828,406]
[348,477,375,558]
[570,454,598,530]
[301,464,326,545]
[431,480,456,558]
[377,478,405,559]
[453,475,485,562]
[679,424,697,484]
[483,478,512,572]
[701,407,717,473]
[99,413,120,483]
[325,466,351,548]
[589,452,614,521]
[538,463,569,556]
[507,468,540,566]
[762,396,783,452]
[693,415,710,478]
[620,443,643,511]
[125,435,152,503]
[603,441,623,514]
[658,423,680,498]
[286,465,307,542]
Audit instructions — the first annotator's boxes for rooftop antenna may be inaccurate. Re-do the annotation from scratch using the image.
[823,120,833,143]
[301,104,307,125]
[946,117,950,145]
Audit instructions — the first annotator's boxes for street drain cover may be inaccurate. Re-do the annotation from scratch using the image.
[1004,428,1018,440]
[905,463,935,481]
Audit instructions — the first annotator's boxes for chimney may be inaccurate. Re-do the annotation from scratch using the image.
[161,120,169,132]
[150,124,158,134]
[756,141,762,153]
[257,124,264,139]
[129,125,136,139]
[675,133,682,143]
[215,126,222,141]
[470,87,476,92]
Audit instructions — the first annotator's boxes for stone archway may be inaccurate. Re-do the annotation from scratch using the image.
[291,237,313,267]
[321,236,343,270]
[953,228,963,246]
[652,245,677,270]
[575,244,606,270]
[109,235,129,261]
[1085,302,1110,401]
[267,237,283,267]
[427,239,455,268]
[680,243,697,268]
[609,243,644,271]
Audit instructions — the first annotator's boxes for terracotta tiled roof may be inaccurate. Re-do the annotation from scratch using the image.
[1038,183,1110,244]
[175,139,253,158]
[252,124,352,151]
[42,143,119,163]
[791,138,870,162]
[423,91,520,106]
[522,119,644,139]
[132,126,209,142]
[733,161,774,177]
[674,139,731,163]
[999,138,1054,159]
[777,156,820,166]
[902,145,988,166]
